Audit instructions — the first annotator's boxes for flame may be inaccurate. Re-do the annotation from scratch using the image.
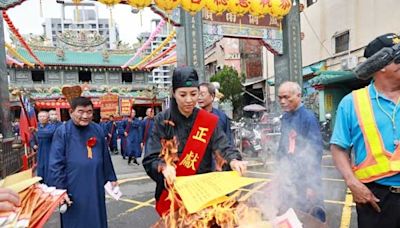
[155,125,271,227]
[153,191,271,227]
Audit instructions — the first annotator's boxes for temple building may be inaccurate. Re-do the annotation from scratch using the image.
[6,32,168,121]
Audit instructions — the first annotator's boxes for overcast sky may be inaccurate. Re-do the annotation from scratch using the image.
[5,0,160,44]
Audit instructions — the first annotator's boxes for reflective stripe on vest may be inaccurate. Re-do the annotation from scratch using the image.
[352,87,400,182]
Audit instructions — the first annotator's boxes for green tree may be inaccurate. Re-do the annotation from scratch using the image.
[211,66,243,116]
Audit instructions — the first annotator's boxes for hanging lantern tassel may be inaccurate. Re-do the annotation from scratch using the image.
[87,146,93,159]
[39,0,43,17]
[140,10,143,27]
[109,7,114,27]
[76,5,80,22]
[167,15,171,34]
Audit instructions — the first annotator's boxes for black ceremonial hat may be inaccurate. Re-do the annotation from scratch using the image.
[172,66,199,90]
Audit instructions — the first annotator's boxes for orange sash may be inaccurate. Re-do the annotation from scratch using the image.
[155,109,219,216]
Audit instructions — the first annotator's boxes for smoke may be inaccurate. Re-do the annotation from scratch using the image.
[250,137,325,222]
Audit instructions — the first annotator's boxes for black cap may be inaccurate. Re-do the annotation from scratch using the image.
[364,33,400,58]
[172,66,199,90]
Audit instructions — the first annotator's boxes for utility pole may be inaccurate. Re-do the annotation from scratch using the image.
[274,0,302,90]
[176,9,206,82]
[0,14,12,138]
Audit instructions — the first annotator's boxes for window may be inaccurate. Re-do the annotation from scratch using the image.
[122,73,133,83]
[31,70,45,82]
[307,0,317,7]
[79,71,92,83]
[335,31,350,53]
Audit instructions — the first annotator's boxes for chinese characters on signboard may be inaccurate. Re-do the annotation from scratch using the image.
[119,98,133,116]
[100,93,119,118]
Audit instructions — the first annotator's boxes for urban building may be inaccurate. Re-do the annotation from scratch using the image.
[43,1,119,49]
[205,37,273,110]
[300,0,400,122]
[137,19,175,88]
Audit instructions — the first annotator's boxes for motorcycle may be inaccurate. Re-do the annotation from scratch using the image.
[241,126,263,157]
[320,113,332,149]
[231,119,262,157]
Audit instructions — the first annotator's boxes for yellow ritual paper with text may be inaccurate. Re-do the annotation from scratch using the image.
[0,169,41,193]
[174,171,265,214]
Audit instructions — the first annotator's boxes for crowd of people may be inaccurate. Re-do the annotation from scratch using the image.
[99,107,155,166]
[0,33,399,228]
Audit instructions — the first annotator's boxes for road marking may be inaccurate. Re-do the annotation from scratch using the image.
[247,162,265,167]
[246,170,272,175]
[322,165,337,168]
[238,188,350,206]
[323,154,332,159]
[239,182,269,202]
[118,176,150,184]
[114,197,155,207]
[126,198,156,212]
[340,188,353,228]
[107,198,155,222]
[246,171,344,182]
[324,199,355,206]
[323,177,344,182]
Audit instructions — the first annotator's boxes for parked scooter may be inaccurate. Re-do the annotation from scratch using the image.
[320,113,332,149]
[232,116,281,159]
[241,126,263,157]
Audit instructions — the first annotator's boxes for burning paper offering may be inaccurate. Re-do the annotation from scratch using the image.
[272,208,303,228]
[0,170,66,228]
[0,169,41,193]
[174,171,265,214]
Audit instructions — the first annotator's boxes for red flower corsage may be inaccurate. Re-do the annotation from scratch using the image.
[86,137,97,159]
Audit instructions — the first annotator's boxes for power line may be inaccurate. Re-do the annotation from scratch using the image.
[302,11,333,57]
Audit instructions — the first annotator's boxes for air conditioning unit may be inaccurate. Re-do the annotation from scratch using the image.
[341,55,358,70]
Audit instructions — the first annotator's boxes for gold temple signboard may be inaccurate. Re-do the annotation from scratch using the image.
[100,93,119,118]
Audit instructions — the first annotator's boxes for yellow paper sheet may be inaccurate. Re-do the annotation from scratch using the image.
[174,171,266,214]
[0,169,42,193]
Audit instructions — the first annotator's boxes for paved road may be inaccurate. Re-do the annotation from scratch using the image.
[45,151,357,228]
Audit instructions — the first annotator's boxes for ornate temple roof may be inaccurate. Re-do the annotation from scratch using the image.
[13,47,144,70]
[0,0,26,10]
[7,33,145,71]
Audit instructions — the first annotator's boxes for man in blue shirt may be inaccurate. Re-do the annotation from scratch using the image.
[140,108,155,156]
[331,33,400,227]
[276,81,325,222]
[198,82,234,145]
[48,97,117,228]
[33,111,57,184]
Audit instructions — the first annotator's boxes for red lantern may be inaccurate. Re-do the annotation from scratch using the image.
[268,0,292,19]
[181,0,206,15]
[227,0,250,16]
[126,0,152,9]
[154,0,181,13]
[205,0,228,15]
[249,0,271,18]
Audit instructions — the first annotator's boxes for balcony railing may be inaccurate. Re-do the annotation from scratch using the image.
[0,137,24,178]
